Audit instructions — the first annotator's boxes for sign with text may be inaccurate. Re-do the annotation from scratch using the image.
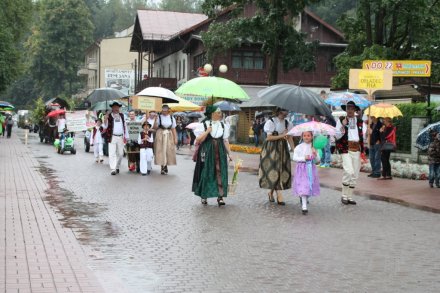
[126,121,142,141]
[66,111,88,132]
[362,60,431,77]
[132,96,162,111]
[349,69,392,94]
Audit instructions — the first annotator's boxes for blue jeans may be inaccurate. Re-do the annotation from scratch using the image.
[321,141,331,165]
[177,131,186,146]
[429,163,440,186]
[369,144,382,176]
[254,133,259,146]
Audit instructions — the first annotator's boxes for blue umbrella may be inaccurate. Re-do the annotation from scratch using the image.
[415,121,440,150]
[214,100,241,112]
[325,92,371,109]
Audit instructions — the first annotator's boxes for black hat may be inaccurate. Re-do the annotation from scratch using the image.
[341,101,360,111]
[275,107,288,114]
[142,122,151,128]
[109,101,122,107]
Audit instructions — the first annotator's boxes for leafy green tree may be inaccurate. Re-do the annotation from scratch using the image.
[31,96,47,124]
[159,0,203,12]
[27,0,94,97]
[201,1,319,85]
[332,0,440,88]
[0,0,33,93]
[308,0,358,29]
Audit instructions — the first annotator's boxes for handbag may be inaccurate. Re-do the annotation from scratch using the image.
[381,142,396,151]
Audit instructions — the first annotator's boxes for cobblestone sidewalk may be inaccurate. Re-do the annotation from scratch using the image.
[0,134,103,293]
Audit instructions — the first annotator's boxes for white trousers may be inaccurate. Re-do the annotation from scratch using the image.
[140,148,154,174]
[109,136,124,171]
[342,151,361,187]
[93,143,103,160]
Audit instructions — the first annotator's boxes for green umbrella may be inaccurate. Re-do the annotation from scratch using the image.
[175,76,250,102]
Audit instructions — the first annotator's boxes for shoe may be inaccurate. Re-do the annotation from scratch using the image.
[302,208,308,215]
[111,170,117,175]
[147,170,151,175]
[348,198,357,205]
[116,169,120,174]
[268,192,275,203]
[386,177,393,180]
[201,198,207,205]
[429,182,434,188]
[161,166,166,175]
[367,173,374,177]
[217,197,225,206]
[100,159,104,163]
[341,197,349,205]
[164,165,168,174]
[371,174,381,178]
[276,192,285,205]
[142,173,147,176]
[95,159,99,163]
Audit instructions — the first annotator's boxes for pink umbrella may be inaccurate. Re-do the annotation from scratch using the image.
[186,122,201,130]
[288,121,336,136]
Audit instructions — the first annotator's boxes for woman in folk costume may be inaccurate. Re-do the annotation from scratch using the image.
[293,131,320,215]
[259,108,295,205]
[153,105,177,175]
[192,105,232,206]
[138,122,154,176]
[90,119,105,163]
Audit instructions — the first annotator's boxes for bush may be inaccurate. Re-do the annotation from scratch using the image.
[393,103,440,153]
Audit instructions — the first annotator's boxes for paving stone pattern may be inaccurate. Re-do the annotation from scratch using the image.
[21,131,440,293]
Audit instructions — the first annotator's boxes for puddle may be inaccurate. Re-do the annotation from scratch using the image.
[37,162,119,245]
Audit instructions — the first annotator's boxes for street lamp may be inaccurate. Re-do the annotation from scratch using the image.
[203,63,228,75]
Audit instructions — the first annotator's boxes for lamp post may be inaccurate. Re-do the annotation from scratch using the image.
[203,63,228,76]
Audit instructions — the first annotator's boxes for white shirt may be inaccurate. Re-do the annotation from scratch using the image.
[90,127,103,145]
[111,113,124,135]
[57,118,66,132]
[264,117,293,135]
[158,114,176,129]
[293,142,320,163]
[147,117,156,142]
[137,131,153,145]
[335,117,360,142]
[194,120,230,140]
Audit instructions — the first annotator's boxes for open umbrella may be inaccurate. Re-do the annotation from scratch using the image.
[46,109,65,118]
[415,121,440,150]
[137,87,180,103]
[87,88,127,104]
[187,112,203,118]
[364,103,403,118]
[325,92,371,109]
[0,101,15,110]
[173,112,187,117]
[258,84,334,123]
[186,122,201,130]
[288,121,337,136]
[168,96,201,111]
[175,76,250,101]
[214,100,241,111]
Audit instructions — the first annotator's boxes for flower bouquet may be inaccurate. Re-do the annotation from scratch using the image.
[228,159,243,195]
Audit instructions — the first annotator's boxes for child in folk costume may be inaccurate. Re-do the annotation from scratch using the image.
[90,119,104,163]
[138,122,154,176]
[293,131,320,215]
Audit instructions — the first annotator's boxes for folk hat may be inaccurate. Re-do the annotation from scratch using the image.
[341,101,360,111]
[109,100,122,107]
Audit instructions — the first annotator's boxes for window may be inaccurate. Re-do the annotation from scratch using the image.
[193,53,206,71]
[182,59,186,79]
[232,50,265,69]
[327,55,337,72]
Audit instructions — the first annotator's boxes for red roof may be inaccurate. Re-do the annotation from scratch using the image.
[137,10,208,41]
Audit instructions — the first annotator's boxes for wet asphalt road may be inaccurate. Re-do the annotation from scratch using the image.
[21,130,440,293]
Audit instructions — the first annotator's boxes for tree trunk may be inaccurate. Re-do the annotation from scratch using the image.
[362,0,372,46]
[268,45,279,86]
[374,5,385,45]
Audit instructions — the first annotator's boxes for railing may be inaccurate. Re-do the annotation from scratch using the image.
[135,78,177,93]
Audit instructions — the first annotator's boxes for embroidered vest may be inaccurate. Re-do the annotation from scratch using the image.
[106,113,126,141]
[336,118,364,154]
[139,131,153,148]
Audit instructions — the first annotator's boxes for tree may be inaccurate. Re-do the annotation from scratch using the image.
[308,0,358,29]
[0,0,33,93]
[27,0,94,97]
[201,1,319,85]
[332,0,440,88]
[159,0,203,12]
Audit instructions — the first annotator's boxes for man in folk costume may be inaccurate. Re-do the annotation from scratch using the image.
[259,108,295,205]
[125,110,143,172]
[153,105,177,175]
[335,101,364,205]
[103,101,127,175]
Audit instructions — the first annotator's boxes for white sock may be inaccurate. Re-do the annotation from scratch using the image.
[301,196,308,210]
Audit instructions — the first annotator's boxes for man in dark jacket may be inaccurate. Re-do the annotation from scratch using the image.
[428,129,440,188]
[368,116,382,178]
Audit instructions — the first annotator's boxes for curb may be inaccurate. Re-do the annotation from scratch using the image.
[241,165,440,214]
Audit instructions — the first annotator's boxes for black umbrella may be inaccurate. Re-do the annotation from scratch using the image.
[258,84,335,124]
[187,112,203,118]
[214,100,241,112]
[86,88,127,104]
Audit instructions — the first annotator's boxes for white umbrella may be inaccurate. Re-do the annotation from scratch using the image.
[137,87,179,103]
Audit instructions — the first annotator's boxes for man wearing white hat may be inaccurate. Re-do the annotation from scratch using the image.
[103,101,127,175]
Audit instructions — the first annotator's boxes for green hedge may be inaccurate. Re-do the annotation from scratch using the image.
[393,103,440,153]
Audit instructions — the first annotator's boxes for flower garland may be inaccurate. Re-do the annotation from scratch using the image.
[230,144,262,154]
